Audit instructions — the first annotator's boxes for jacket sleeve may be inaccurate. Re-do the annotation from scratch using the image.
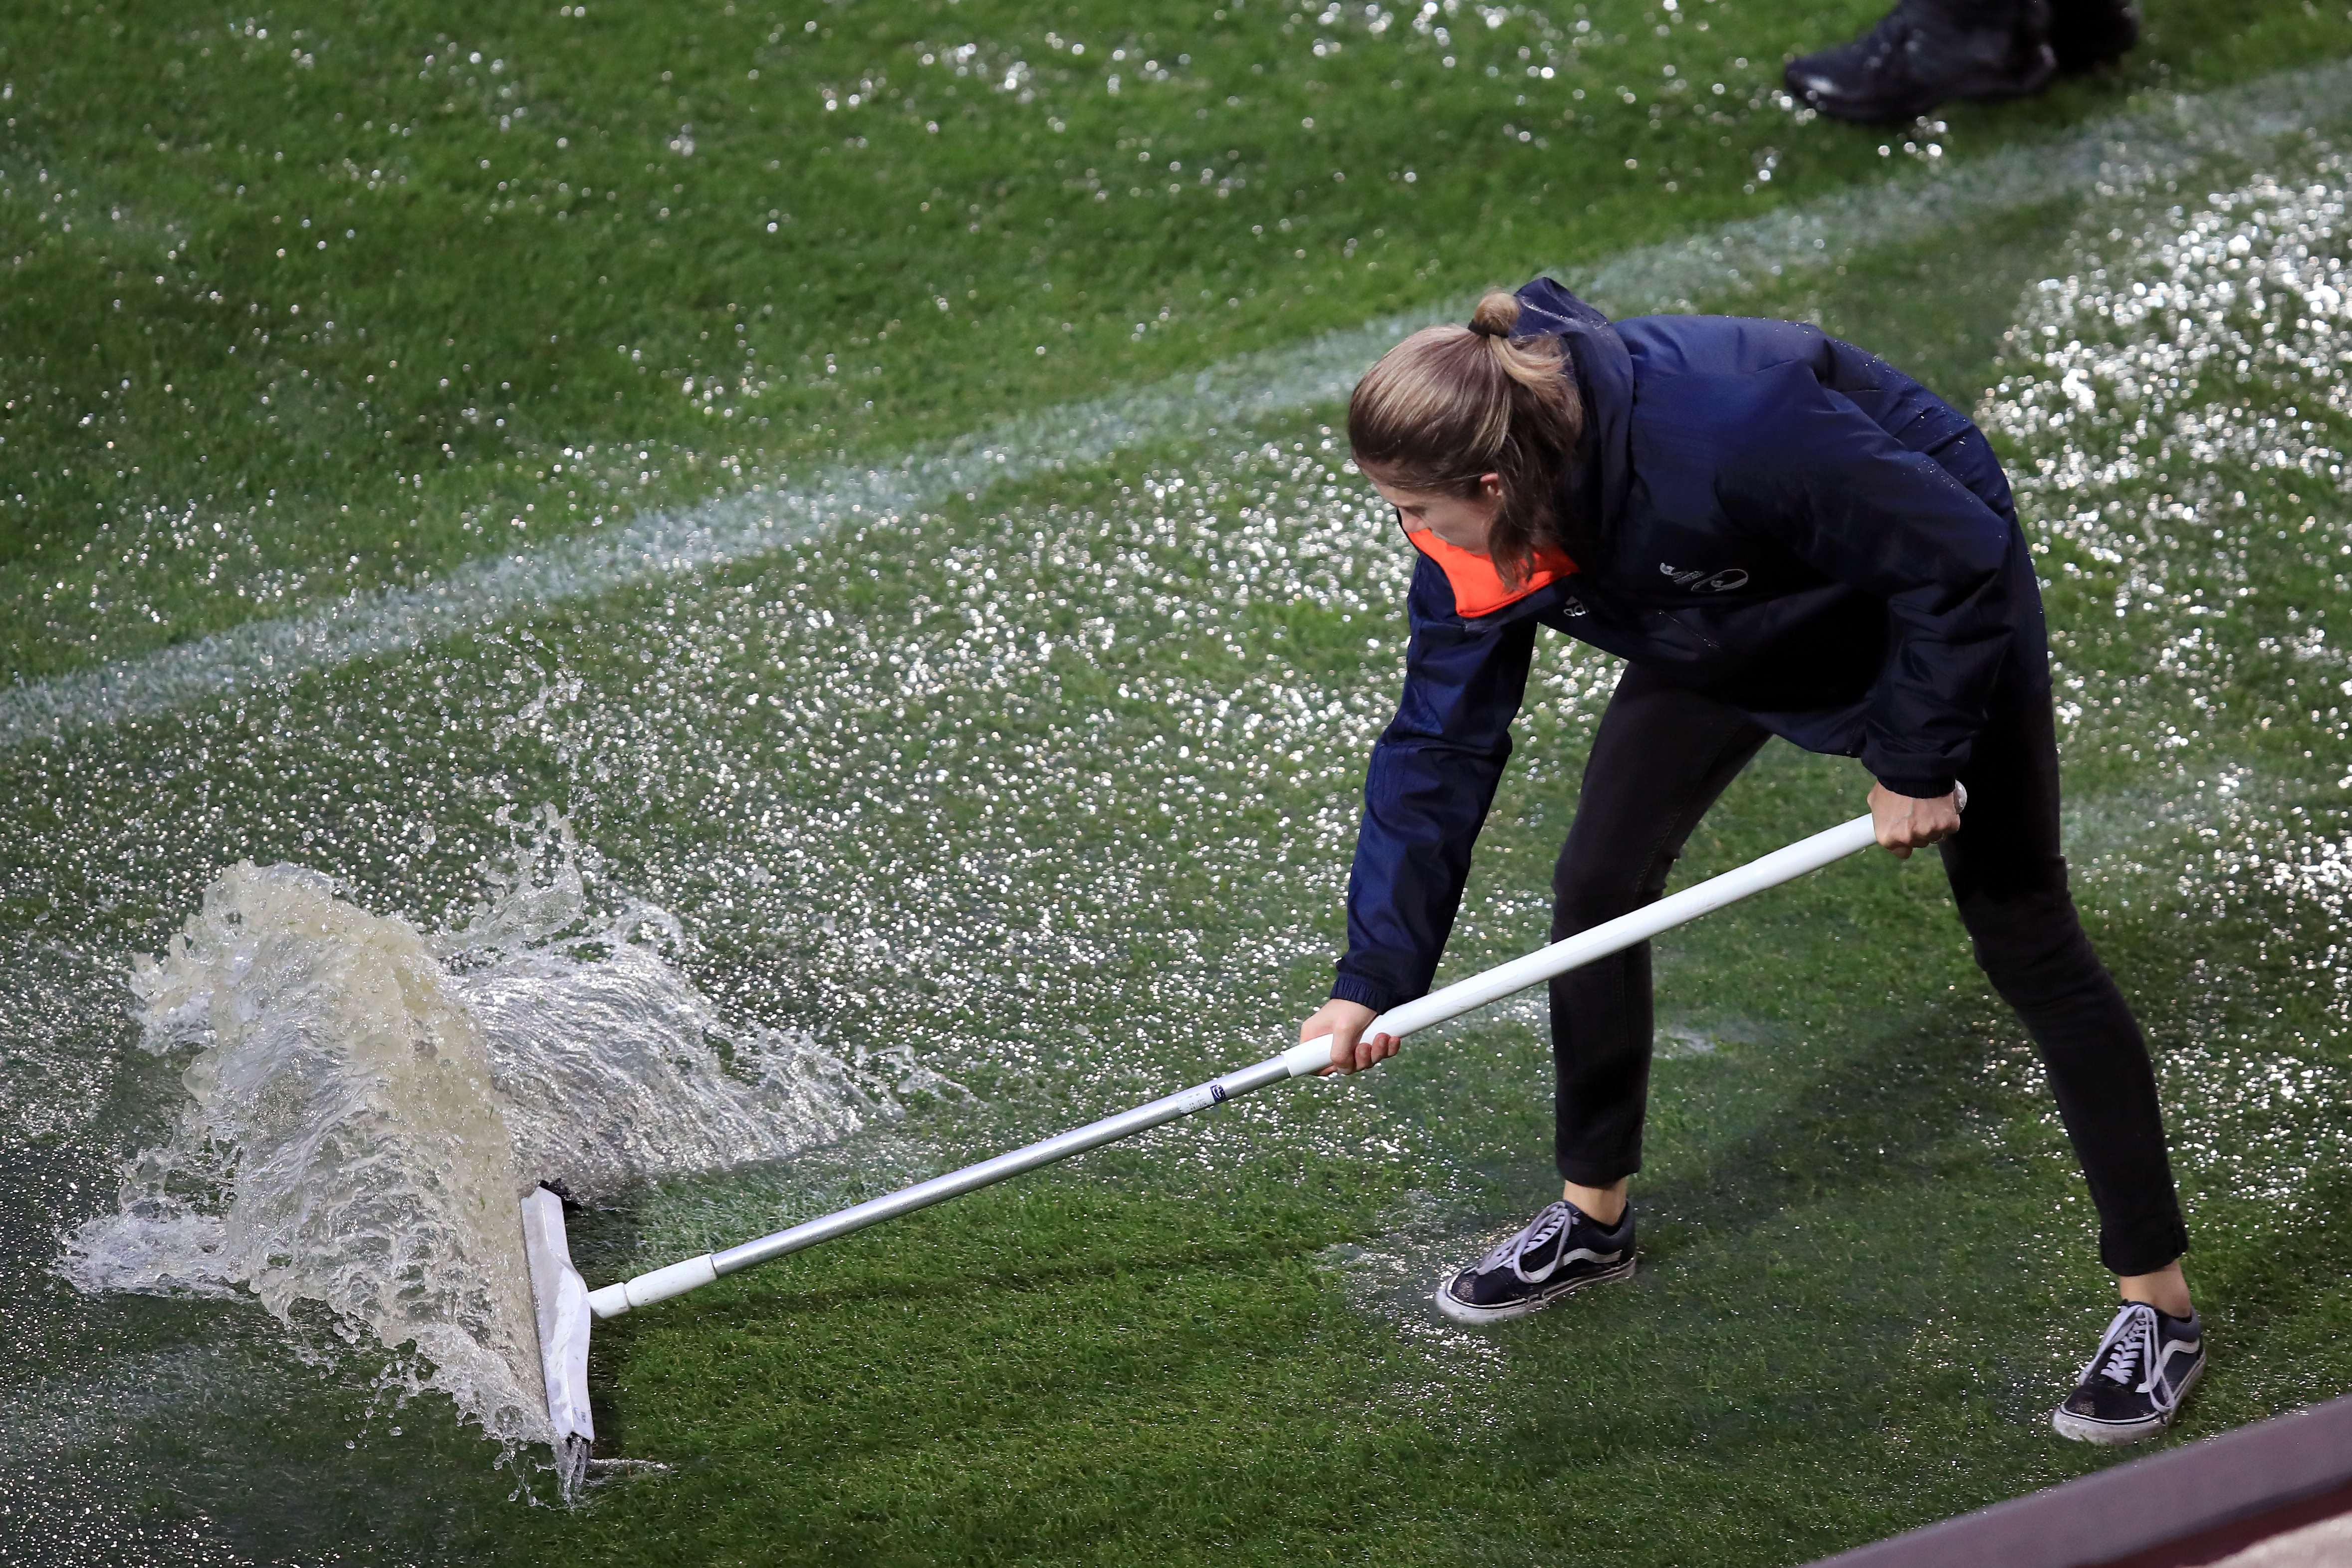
[1333,556,1539,1013]
[1717,364,2019,798]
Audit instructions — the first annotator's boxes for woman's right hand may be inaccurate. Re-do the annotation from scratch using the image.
[1299,997,1397,1075]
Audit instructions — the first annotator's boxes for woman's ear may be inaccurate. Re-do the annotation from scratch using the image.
[1477,471,1505,505]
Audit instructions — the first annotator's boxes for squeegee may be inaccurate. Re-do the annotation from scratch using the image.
[522,810,1887,1486]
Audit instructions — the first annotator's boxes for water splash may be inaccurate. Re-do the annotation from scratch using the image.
[59,819,884,1451]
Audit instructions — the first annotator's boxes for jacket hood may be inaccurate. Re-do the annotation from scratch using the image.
[1510,276,1632,555]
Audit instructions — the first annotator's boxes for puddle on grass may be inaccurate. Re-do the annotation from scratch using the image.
[8,432,1617,1143]
[1980,149,2352,1212]
[13,433,1499,1526]
[6,85,2352,1563]
[1313,1188,1514,1425]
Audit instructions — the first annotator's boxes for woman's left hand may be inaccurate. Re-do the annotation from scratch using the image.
[1868,783,1962,859]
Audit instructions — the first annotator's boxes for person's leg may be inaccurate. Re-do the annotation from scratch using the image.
[1937,621,2205,1443]
[1551,664,1772,1208]
[1942,657,2191,1287]
[1436,671,1768,1327]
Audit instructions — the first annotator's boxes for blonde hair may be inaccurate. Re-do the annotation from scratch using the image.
[1346,289,1584,586]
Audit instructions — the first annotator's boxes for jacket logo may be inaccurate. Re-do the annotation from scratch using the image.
[1659,562,1750,594]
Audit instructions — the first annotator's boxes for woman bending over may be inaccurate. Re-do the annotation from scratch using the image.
[1298,279,2201,1445]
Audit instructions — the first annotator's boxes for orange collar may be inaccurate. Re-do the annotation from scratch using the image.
[1406,528,1578,618]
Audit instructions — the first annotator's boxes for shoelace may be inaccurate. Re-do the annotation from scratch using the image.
[1475,1201,1581,1285]
[2087,1303,2161,1393]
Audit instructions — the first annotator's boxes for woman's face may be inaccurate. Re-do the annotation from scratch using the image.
[1364,469,1504,555]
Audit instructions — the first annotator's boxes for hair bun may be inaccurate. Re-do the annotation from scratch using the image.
[1468,289,1520,339]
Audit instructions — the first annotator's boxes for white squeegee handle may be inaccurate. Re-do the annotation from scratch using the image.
[585,810,1885,1319]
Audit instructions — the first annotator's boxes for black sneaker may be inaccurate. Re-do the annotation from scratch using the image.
[2048,0,2138,72]
[2052,1301,2207,1444]
[1784,0,2056,123]
[1435,1199,1636,1325]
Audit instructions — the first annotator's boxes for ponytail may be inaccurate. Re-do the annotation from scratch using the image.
[1346,289,1584,586]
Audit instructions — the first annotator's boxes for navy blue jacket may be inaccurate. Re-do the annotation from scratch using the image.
[1333,278,2038,1013]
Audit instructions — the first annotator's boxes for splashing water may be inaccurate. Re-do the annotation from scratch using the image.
[59,818,886,1451]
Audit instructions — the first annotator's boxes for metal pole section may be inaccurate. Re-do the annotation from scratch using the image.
[717,1052,1297,1271]
[584,812,1879,1320]
[585,1053,1297,1317]
[1325,812,1881,1060]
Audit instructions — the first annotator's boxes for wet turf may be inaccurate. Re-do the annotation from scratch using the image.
[3,1,2351,1565]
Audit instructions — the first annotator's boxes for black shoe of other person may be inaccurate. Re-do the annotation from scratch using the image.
[1784,0,2056,122]
[2049,0,2138,71]
[1436,1199,1636,1325]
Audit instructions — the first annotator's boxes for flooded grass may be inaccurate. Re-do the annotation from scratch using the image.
[9,0,2348,680]
[2,1,2350,1564]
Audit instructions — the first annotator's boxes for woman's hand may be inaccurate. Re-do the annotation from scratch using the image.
[1868,782,1962,859]
[1300,997,1398,1075]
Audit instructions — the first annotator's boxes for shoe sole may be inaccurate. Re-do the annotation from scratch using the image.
[1433,1256,1636,1326]
[2049,1356,2205,1445]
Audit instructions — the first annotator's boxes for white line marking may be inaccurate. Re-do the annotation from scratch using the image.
[4,59,2345,746]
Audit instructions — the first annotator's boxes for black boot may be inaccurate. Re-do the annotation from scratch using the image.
[1785,0,2056,123]
[2048,0,2138,72]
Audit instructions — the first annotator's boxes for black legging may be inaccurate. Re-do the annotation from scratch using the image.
[1548,658,2189,1277]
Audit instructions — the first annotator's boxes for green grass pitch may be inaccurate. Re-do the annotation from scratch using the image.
[2,0,2350,1564]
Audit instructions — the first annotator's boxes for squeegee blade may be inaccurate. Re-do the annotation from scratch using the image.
[520,1185,595,1492]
